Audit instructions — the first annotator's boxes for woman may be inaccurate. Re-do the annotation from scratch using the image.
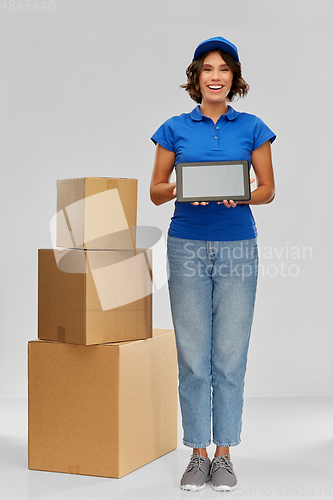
[150,36,276,492]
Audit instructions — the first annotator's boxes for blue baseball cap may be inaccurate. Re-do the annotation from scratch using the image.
[192,36,240,63]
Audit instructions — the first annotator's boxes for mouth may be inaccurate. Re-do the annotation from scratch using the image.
[208,85,224,91]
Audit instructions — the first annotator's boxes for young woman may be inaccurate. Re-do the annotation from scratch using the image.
[150,36,276,492]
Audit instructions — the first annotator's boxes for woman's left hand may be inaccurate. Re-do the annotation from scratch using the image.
[217,200,237,207]
[217,177,256,208]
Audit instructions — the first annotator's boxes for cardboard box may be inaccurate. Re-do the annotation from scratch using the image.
[56,177,137,250]
[38,248,152,345]
[28,329,178,478]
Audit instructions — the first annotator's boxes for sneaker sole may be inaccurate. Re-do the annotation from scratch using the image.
[212,484,238,492]
[181,483,206,491]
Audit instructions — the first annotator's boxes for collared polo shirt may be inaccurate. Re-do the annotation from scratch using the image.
[151,105,276,241]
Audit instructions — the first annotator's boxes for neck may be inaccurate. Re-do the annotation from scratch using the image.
[200,101,229,124]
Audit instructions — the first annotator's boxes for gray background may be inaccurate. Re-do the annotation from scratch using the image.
[0,0,332,397]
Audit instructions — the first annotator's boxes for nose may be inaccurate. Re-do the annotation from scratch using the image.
[211,69,221,80]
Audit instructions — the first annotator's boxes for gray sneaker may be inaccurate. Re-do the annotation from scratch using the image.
[210,455,237,491]
[180,453,211,491]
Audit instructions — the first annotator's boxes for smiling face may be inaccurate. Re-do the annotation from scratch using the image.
[198,51,234,106]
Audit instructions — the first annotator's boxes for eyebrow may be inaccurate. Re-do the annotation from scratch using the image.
[202,63,229,68]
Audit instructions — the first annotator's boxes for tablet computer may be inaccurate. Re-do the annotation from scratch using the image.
[176,160,251,203]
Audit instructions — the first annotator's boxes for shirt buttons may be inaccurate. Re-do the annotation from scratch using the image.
[216,126,219,130]
[214,136,217,140]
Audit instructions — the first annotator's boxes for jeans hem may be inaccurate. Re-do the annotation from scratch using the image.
[213,439,241,447]
[183,439,211,448]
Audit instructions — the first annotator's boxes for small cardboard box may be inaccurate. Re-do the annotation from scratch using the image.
[28,329,178,478]
[56,177,137,250]
[38,248,152,345]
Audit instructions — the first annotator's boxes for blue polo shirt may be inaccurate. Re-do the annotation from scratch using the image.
[151,105,276,241]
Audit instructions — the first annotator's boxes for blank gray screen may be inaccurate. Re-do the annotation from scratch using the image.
[182,164,245,198]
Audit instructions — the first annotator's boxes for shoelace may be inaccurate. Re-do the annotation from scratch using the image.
[210,454,234,475]
[185,453,208,474]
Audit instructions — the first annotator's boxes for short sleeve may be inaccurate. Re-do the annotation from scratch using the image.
[253,116,276,151]
[151,118,175,152]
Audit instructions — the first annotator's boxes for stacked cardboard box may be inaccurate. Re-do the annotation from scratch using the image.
[28,177,178,478]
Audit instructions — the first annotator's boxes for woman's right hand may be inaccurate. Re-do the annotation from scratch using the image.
[192,200,209,206]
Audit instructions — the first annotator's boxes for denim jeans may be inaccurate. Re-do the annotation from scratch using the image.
[167,235,259,448]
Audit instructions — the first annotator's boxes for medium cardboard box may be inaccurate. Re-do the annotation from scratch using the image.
[38,248,152,345]
[28,329,178,478]
[56,177,137,250]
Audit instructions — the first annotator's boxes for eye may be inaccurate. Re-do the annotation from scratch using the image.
[203,67,212,71]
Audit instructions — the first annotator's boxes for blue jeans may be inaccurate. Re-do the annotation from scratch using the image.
[167,235,259,448]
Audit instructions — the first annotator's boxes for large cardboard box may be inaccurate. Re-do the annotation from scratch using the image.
[38,248,152,345]
[28,329,178,478]
[56,177,137,250]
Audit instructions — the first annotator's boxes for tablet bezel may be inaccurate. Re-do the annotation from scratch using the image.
[176,160,251,203]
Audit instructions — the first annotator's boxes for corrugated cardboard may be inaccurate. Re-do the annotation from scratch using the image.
[28,329,178,478]
[56,177,137,250]
[38,248,152,345]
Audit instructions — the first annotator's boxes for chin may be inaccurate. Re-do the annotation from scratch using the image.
[208,96,228,104]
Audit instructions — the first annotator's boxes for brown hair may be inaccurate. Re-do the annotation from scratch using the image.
[180,49,249,103]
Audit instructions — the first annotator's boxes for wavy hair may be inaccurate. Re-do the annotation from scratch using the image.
[180,49,249,103]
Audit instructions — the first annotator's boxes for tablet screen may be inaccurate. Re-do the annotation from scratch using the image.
[183,164,245,198]
[176,161,251,202]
